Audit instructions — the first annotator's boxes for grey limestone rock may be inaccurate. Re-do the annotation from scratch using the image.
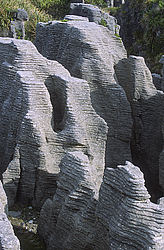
[10,9,28,39]
[0,181,20,250]
[64,15,89,21]
[69,3,119,34]
[115,55,164,199]
[35,19,132,169]
[39,158,164,249]
[152,73,162,91]
[38,151,99,250]
[96,161,164,250]
[0,38,107,209]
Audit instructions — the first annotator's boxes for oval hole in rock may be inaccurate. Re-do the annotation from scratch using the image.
[50,90,66,132]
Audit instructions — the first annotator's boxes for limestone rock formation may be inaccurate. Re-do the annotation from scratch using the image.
[152,73,163,91]
[38,151,99,250]
[0,38,107,209]
[35,19,132,169]
[38,159,164,249]
[0,181,20,250]
[69,3,119,34]
[152,55,164,91]
[115,55,164,200]
[96,161,164,250]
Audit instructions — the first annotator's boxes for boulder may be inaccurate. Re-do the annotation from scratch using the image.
[35,19,132,169]
[69,3,119,34]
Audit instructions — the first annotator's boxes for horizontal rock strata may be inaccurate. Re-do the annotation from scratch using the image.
[38,151,99,250]
[96,161,164,249]
[0,181,20,250]
[0,38,107,208]
[35,18,132,169]
[69,3,119,34]
[115,55,164,200]
[39,159,164,249]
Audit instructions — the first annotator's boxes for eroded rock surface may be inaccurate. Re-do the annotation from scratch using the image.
[0,38,107,209]
[69,3,119,34]
[115,55,164,199]
[39,160,164,249]
[35,19,132,169]
[96,161,164,250]
[0,181,20,250]
[38,151,99,250]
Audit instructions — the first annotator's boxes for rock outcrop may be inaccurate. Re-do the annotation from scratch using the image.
[96,161,164,250]
[35,19,132,169]
[0,181,20,250]
[38,151,99,250]
[152,55,164,91]
[115,56,164,200]
[0,3,164,249]
[0,38,107,209]
[38,160,164,249]
[69,3,119,34]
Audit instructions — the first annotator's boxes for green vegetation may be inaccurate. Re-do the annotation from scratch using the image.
[100,18,107,27]
[0,0,163,72]
[114,0,164,72]
[0,0,52,41]
[141,0,164,72]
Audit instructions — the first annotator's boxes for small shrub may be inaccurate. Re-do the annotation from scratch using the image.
[100,18,107,27]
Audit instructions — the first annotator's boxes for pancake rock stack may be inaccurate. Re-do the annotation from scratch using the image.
[96,161,164,250]
[35,18,132,170]
[69,3,119,34]
[0,2,164,249]
[0,181,20,250]
[115,56,164,199]
[0,38,107,209]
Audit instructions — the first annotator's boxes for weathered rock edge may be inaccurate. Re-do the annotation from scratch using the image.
[0,181,20,250]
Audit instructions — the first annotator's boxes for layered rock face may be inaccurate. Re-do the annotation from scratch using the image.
[35,19,132,169]
[0,38,107,209]
[115,56,164,199]
[0,181,20,250]
[69,3,119,34]
[96,161,164,250]
[38,151,99,250]
[39,160,164,249]
[0,5,164,250]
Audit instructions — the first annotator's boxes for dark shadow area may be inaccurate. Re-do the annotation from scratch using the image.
[44,77,66,133]
[14,226,46,250]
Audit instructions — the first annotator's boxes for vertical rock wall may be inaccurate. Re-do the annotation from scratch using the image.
[0,38,107,209]
[35,19,132,169]
[115,56,164,199]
